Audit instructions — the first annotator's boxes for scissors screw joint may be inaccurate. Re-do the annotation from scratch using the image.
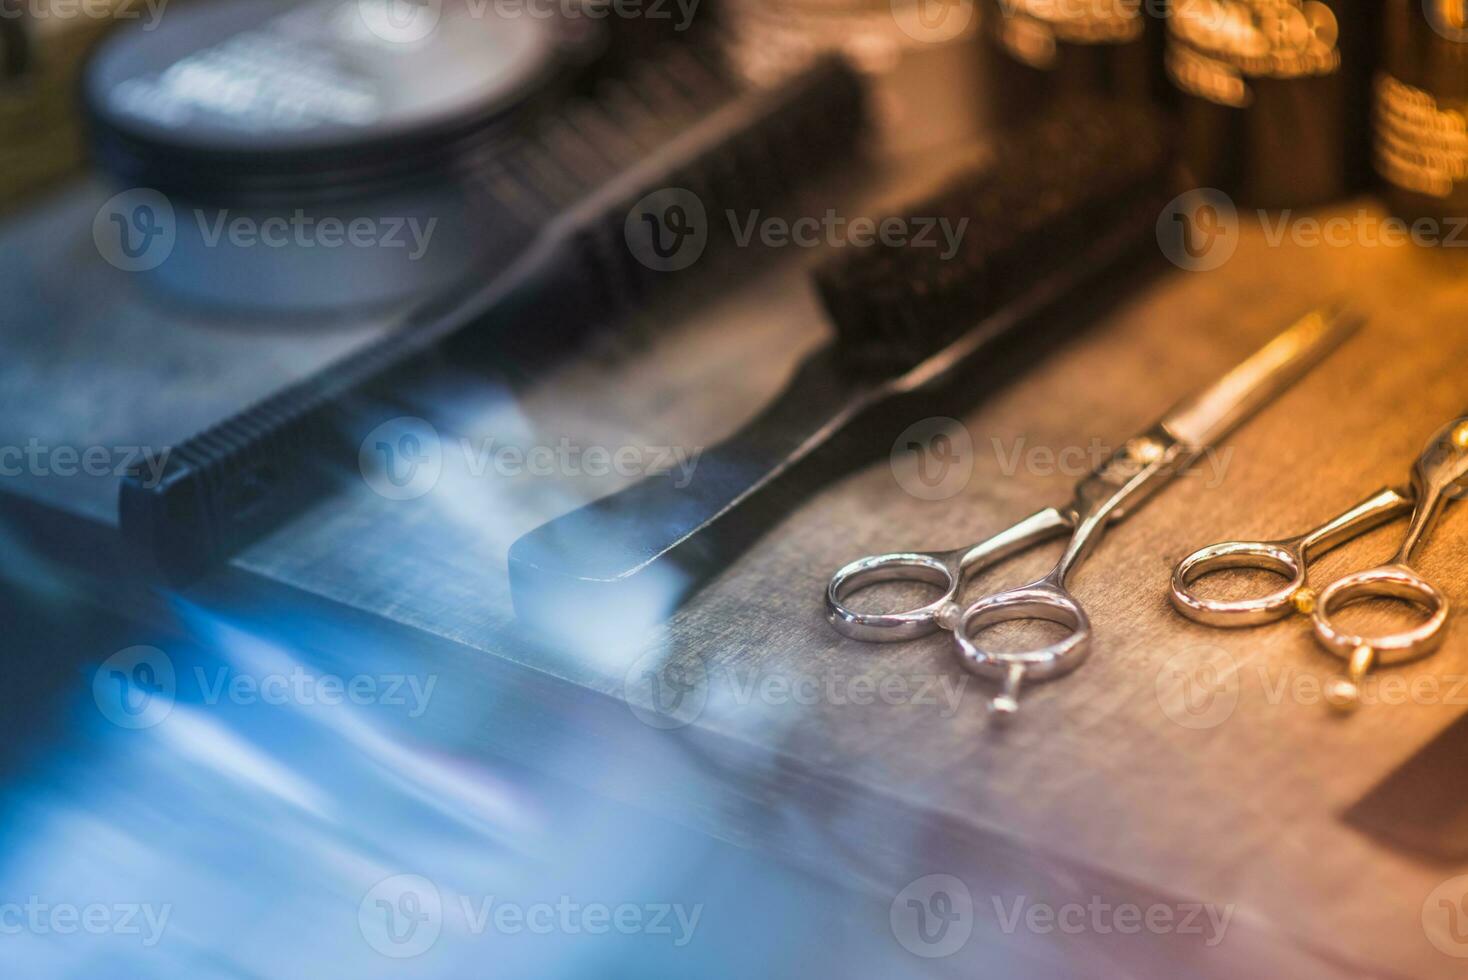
[935,602,963,632]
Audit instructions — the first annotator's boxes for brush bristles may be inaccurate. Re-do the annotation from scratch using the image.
[816,100,1171,373]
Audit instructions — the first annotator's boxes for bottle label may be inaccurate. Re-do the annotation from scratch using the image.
[996,0,1145,70]
[1166,0,1341,107]
[1375,72,1468,199]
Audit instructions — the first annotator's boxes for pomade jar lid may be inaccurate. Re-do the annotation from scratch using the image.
[83,0,600,202]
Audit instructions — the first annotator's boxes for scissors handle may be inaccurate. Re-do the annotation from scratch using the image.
[1312,564,1450,665]
[951,575,1091,719]
[1169,487,1414,628]
[825,508,1071,642]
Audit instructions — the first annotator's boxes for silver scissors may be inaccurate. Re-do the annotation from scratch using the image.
[1171,417,1468,711]
[826,306,1362,718]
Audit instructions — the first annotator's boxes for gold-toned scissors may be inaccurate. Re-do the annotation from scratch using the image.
[826,306,1361,717]
[1171,417,1468,711]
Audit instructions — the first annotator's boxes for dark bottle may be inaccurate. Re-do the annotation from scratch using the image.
[1166,0,1377,209]
[1375,0,1468,224]
[983,0,1167,125]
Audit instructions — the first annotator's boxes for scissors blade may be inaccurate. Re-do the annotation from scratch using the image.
[1161,303,1363,449]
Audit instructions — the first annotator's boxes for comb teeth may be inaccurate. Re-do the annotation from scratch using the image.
[816,99,1172,372]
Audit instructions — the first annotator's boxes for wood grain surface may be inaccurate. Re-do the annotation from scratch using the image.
[220,196,1468,978]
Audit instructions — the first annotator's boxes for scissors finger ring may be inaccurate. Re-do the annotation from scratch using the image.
[1171,417,1468,712]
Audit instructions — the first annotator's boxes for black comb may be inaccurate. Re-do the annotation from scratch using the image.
[119,52,868,583]
[509,99,1174,637]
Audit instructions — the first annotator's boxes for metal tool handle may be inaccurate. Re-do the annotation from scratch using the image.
[1169,487,1413,627]
[826,508,1071,642]
[951,576,1092,719]
[1309,422,1468,710]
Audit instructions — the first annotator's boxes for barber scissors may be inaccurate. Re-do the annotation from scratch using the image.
[826,306,1362,717]
[1171,417,1468,711]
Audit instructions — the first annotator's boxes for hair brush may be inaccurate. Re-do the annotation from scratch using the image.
[509,99,1175,637]
[119,52,868,583]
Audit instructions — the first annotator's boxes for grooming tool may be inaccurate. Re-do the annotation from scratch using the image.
[118,54,868,583]
[508,100,1174,637]
[827,306,1361,718]
[1166,0,1378,209]
[1375,0,1468,226]
[1172,415,1468,712]
[1346,708,1468,862]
